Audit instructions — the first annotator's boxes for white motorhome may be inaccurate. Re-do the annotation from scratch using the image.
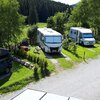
[69,27,95,46]
[12,89,82,100]
[37,28,63,53]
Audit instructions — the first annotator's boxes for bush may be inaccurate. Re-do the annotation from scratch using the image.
[14,48,50,78]
[63,38,77,55]
[95,34,100,41]
[34,64,39,81]
[27,25,38,45]
[14,48,27,58]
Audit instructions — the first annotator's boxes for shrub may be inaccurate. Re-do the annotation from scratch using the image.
[33,64,39,81]
[95,34,100,41]
[27,25,38,45]
[14,48,27,58]
[63,38,77,55]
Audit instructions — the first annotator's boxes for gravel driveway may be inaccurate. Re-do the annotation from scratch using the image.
[0,57,100,100]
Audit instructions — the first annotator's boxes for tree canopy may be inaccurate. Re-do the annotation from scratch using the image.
[18,0,70,24]
[47,12,68,34]
[68,0,100,30]
[0,0,25,47]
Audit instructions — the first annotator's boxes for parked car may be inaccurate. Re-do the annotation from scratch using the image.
[12,89,82,100]
[0,48,12,75]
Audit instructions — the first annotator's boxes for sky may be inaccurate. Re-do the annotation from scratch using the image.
[53,0,81,5]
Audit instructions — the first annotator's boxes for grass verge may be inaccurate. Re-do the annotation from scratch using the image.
[62,44,100,63]
[52,54,73,69]
[37,23,47,28]
[0,62,33,94]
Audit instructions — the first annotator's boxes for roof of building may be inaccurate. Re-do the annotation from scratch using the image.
[12,89,81,100]
[38,28,62,36]
[71,27,92,33]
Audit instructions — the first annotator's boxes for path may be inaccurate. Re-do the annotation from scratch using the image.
[0,57,100,100]
[45,53,64,73]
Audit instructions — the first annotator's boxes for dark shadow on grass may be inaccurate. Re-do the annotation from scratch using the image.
[48,53,65,59]
[0,62,24,87]
[0,72,12,87]
[80,44,96,48]
[12,62,23,73]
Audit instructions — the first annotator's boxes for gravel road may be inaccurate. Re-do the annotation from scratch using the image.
[0,57,100,100]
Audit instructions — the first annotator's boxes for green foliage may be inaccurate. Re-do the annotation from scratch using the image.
[63,39,70,50]
[34,64,39,81]
[27,25,38,45]
[67,0,100,31]
[0,0,25,47]
[54,13,65,34]
[88,0,100,29]
[47,12,67,34]
[28,0,38,24]
[0,62,33,93]
[47,17,55,28]
[14,48,27,58]
[18,0,69,23]
[63,39,77,55]
[15,48,50,77]
[95,34,100,41]
[37,23,47,28]
[68,0,89,27]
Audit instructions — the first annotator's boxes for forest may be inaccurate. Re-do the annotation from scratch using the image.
[18,0,70,24]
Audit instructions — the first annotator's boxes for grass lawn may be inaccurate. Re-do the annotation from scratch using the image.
[62,49,82,62]
[51,54,73,69]
[0,62,33,94]
[0,46,55,94]
[77,44,100,59]
[62,44,100,63]
[37,23,47,28]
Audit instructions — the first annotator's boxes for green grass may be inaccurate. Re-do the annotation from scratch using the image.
[37,23,47,28]
[0,62,33,94]
[0,46,55,94]
[52,54,73,69]
[77,44,100,59]
[92,44,100,54]
[58,58,73,69]
[62,49,82,62]
[62,44,100,63]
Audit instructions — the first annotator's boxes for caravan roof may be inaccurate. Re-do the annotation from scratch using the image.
[38,28,62,36]
[71,27,92,33]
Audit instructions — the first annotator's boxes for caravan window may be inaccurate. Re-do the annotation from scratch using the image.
[45,36,62,43]
[82,33,93,38]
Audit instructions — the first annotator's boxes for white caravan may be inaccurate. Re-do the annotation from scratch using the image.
[12,89,82,100]
[69,27,95,46]
[37,28,63,53]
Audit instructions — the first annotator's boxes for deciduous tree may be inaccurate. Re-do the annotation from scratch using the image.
[0,0,25,47]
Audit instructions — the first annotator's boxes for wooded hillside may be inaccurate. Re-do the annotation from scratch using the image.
[18,0,70,24]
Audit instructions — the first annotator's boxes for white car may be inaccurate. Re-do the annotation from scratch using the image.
[12,89,81,100]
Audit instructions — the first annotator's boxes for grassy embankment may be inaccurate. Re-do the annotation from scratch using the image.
[0,23,55,94]
[62,44,100,63]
